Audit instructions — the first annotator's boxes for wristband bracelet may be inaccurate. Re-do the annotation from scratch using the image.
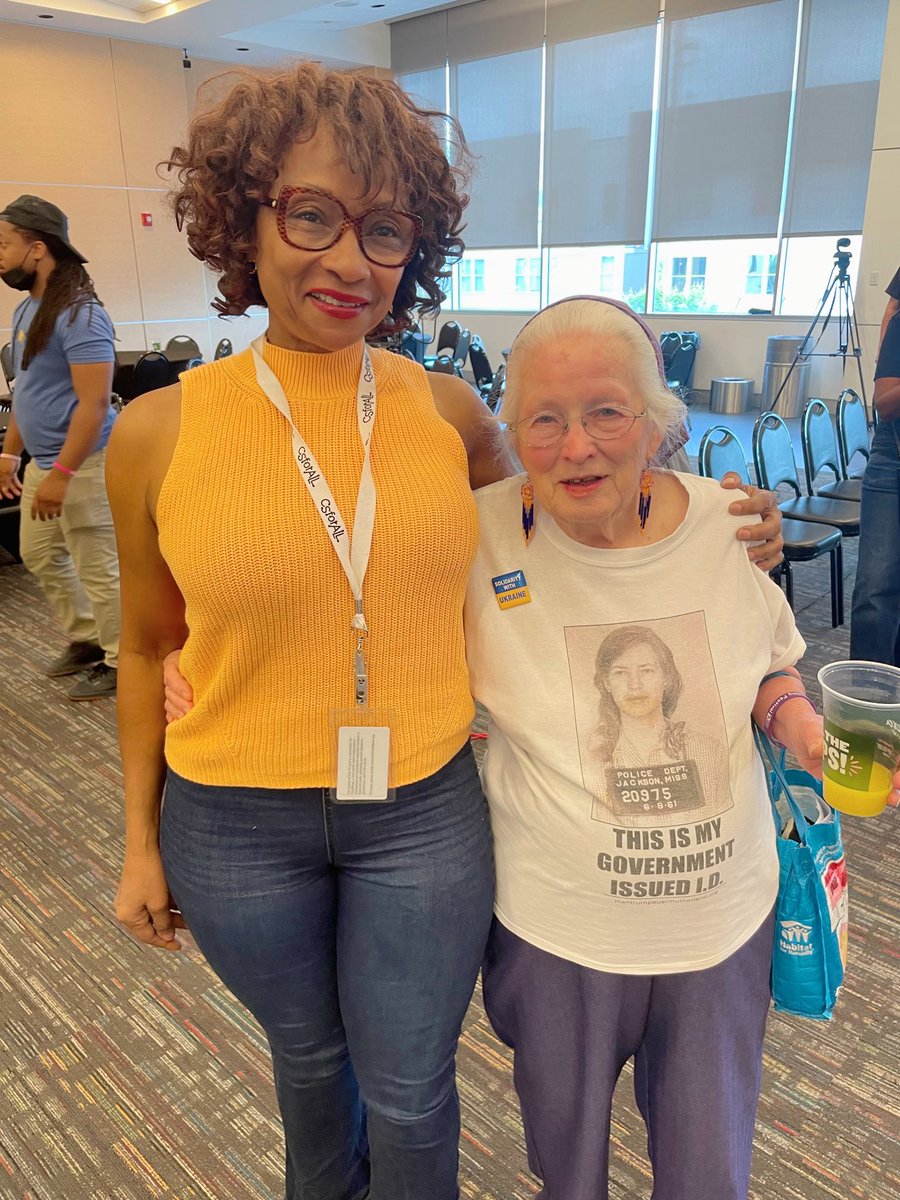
[0,452,22,464]
[763,691,816,747]
[51,461,76,477]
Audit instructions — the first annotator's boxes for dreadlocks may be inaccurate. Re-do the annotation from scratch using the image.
[15,229,106,369]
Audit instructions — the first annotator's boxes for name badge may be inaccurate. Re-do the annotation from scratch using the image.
[492,569,531,610]
[336,725,391,801]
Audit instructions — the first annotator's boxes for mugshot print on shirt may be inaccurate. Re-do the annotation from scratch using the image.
[566,613,734,830]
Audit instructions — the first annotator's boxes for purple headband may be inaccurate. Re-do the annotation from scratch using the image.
[513,294,667,383]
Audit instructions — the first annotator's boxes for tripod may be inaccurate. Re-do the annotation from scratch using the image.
[766,238,870,424]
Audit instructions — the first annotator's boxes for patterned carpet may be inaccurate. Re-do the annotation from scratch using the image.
[1,533,898,1200]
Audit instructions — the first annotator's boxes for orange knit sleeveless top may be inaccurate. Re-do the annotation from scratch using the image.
[158,340,478,788]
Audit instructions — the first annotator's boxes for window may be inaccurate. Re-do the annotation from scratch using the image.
[459,258,485,293]
[455,249,542,311]
[777,235,862,316]
[599,255,616,293]
[546,245,649,309]
[746,254,777,296]
[393,1,888,318]
[515,256,541,293]
[653,239,777,314]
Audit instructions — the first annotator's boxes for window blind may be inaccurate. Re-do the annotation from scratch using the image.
[543,0,659,246]
[782,0,889,236]
[448,0,545,248]
[652,0,798,240]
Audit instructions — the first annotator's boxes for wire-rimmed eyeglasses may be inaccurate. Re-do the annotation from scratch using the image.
[259,186,423,268]
[509,405,647,448]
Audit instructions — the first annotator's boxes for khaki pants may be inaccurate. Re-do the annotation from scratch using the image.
[20,450,120,668]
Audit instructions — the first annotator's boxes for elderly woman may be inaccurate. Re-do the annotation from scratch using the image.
[466,296,899,1200]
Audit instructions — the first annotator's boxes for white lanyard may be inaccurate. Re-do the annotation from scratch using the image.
[251,335,377,705]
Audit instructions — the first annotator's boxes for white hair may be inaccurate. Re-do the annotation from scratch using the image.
[500,298,687,457]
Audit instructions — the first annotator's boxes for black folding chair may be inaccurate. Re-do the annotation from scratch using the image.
[1,342,14,391]
[452,329,471,377]
[469,336,494,398]
[660,331,699,392]
[801,399,861,502]
[214,338,233,359]
[835,388,870,479]
[131,351,171,397]
[698,425,844,626]
[426,352,457,375]
[165,335,202,360]
[424,320,461,369]
[484,362,506,413]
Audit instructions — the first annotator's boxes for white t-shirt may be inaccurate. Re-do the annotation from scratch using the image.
[466,472,805,974]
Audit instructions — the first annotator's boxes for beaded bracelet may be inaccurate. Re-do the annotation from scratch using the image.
[51,461,76,477]
[763,691,816,747]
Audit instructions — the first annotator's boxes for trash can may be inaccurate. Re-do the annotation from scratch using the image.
[761,335,810,417]
[709,377,753,414]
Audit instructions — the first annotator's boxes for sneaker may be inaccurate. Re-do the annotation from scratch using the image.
[46,641,105,677]
[68,663,117,701]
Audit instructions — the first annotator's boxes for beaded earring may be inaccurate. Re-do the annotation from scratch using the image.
[638,466,653,531]
[521,480,535,545]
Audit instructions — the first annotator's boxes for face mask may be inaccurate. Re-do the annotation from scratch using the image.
[1,249,36,291]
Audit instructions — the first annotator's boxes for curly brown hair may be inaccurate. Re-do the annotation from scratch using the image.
[166,63,471,331]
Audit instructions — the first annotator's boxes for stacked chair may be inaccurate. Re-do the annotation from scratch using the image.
[697,423,847,628]
[468,336,495,400]
[131,350,170,397]
[835,388,871,479]
[801,399,862,502]
[165,334,202,360]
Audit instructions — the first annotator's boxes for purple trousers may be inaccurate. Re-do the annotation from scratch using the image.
[482,911,774,1200]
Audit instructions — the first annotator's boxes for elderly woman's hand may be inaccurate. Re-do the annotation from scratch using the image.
[718,475,784,571]
[775,704,824,778]
[163,648,194,722]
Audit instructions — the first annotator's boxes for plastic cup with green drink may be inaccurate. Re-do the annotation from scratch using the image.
[817,660,900,817]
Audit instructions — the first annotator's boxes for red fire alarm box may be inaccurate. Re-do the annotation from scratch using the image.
[140,212,153,228]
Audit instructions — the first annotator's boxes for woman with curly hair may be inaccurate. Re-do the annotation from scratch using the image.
[106,63,508,1200]
[113,62,783,1200]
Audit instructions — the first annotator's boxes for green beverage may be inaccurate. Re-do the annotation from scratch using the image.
[818,661,900,817]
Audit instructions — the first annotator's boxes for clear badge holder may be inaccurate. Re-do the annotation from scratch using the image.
[328,707,397,803]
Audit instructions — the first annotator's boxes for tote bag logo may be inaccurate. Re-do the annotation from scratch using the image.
[779,920,814,955]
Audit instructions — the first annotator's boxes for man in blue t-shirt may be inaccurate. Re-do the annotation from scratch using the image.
[0,196,119,699]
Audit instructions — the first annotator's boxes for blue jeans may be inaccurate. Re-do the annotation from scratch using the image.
[160,743,494,1200]
[850,452,900,666]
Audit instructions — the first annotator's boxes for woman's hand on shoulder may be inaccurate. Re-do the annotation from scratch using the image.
[717,474,784,571]
[426,371,515,489]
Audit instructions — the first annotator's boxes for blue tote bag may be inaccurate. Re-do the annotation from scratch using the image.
[755,728,848,1020]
